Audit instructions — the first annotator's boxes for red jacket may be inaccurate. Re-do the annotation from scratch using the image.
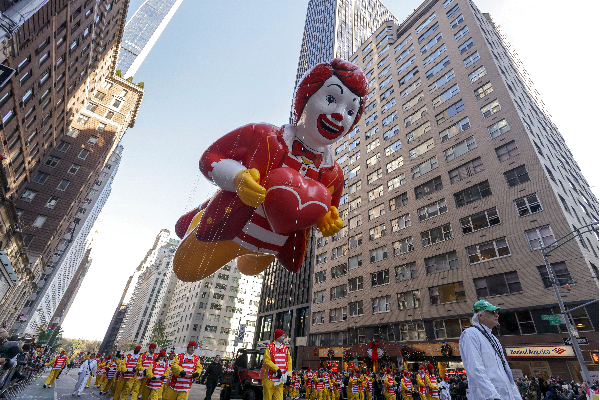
[176,123,344,273]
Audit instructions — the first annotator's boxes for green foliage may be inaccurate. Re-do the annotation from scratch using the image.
[151,320,171,349]
[126,77,133,82]
[116,70,122,76]
[138,82,144,89]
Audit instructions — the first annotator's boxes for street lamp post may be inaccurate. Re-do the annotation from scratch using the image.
[541,221,599,384]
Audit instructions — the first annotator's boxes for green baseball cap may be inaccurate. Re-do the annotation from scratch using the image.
[472,300,501,313]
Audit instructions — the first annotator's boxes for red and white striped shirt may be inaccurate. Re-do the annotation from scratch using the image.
[123,354,141,379]
[169,354,198,392]
[146,361,169,389]
[267,343,289,381]
[427,373,439,398]
[138,353,156,379]
[51,356,67,369]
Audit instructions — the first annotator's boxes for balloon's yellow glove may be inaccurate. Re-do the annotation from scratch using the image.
[317,206,344,237]
[234,169,266,207]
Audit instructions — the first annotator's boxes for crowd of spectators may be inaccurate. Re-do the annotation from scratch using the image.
[515,376,598,400]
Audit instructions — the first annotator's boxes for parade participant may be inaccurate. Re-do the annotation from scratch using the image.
[133,344,158,400]
[322,368,331,400]
[400,372,413,400]
[73,353,97,396]
[331,372,341,400]
[304,368,314,400]
[459,300,522,400]
[163,341,202,400]
[313,368,324,400]
[292,370,301,400]
[119,346,144,400]
[145,350,170,400]
[358,372,365,400]
[100,355,118,395]
[43,350,69,388]
[112,353,126,398]
[262,329,292,400]
[364,373,373,400]
[424,364,440,400]
[384,368,396,400]
[416,366,428,400]
[173,58,368,283]
[96,356,106,388]
[203,354,223,400]
[438,376,450,400]
[348,371,360,400]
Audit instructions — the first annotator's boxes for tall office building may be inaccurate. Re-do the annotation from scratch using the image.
[116,0,184,78]
[21,145,124,334]
[298,0,598,381]
[257,0,398,368]
[164,260,263,358]
[0,0,145,332]
[114,229,170,348]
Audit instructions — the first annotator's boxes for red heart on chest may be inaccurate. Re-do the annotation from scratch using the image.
[262,167,332,235]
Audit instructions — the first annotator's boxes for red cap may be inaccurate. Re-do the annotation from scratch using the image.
[419,365,426,370]
[188,341,197,348]
[274,329,285,340]
[169,351,176,355]
[149,343,157,349]
[60,351,65,354]
[307,368,311,372]
[159,350,166,356]
[427,363,434,371]
[386,368,391,373]
[404,371,410,377]
[134,346,142,351]
[107,355,112,359]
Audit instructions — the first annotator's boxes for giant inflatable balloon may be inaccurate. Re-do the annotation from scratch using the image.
[173,59,369,282]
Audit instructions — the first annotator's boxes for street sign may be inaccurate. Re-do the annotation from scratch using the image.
[549,320,564,325]
[541,315,564,321]
[563,337,589,345]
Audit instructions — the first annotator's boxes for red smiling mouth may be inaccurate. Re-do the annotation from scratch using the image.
[317,114,344,139]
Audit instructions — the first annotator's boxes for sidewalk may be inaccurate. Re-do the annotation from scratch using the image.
[14,371,54,400]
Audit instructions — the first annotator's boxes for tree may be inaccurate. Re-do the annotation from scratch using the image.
[150,320,171,350]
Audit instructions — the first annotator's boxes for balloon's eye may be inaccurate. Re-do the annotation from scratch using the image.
[347,110,354,116]
[326,95,335,104]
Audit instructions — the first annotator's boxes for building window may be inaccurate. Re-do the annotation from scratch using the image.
[425,251,459,274]
[495,140,519,162]
[349,301,364,317]
[467,237,511,264]
[20,189,37,202]
[331,264,347,279]
[480,99,501,118]
[45,155,60,168]
[371,269,389,287]
[389,192,408,210]
[391,213,411,232]
[463,50,480,67]
[67,164,80,175]
[435,100,464,125]
[32,172,50,184]
[348,233,363,249]
[434,318,471,339]
[45,196,59,209]
[97,123,107,131]
[444,136,477,162]
[474,82,493,100]
[329,307,347,322]
[412,156,438,179]
[348,255,362,270]
[349,215,362,229]
[368,204,386,221]
[537,262,572,288]
[406,122,431,143]
[504,165,530,188]
[330,284,347,300]
[449,157,484,184]
[32,215,47,228]
[22,234,35,247]
[514,193,542,217]
[393,237,414,256]
[348,276,363,292]
[315,270,326,284]
[460,207,501,234]
[397,289,421,310]
[332,244,348,260]
[453,180,491,208]
[369,224,386,241]
[349,197,361,211]
[429,282,466,304]
[312,311,324,325]
[387,174,406,191]
[498,310,536,335]
[525,225,556,250]
[370,246,388,263]
[400,322,426,341]
[88,135,98,145]
[78,149,90,159]
[409,138,434,160]
[367,168,383,184]
[432,84,459,108]
[372,296,391,313]
[474,271,522,298]
[57,180,70,191]
[421,223,453,247]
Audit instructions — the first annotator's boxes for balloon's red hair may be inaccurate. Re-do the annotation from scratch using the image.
[293,59,368,133]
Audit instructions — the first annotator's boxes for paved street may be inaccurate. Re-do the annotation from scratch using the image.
[15,370,221,400]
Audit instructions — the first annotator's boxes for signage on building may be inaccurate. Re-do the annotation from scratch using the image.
[511,369,524,379]
[563,337,589,345]
[295,337,307,347]
[505,346,574,358]
[410,342,461,357]
[318,347,351,358]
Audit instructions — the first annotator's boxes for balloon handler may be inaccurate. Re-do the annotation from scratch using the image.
[262,329,292,400]
[173,59,368,282]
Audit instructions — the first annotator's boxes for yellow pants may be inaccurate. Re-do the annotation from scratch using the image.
[310,389,318,400]
[366,393,372,400]
[113,377,125,398]
[120,378,137,400]
[358,391,363,400]
[140,384,152,400]
[148,387,164,400]
[101,378,115,393]
[87,374,93,387]
[419,395,427,400]
[130,378,144,399]
[44,369,62,386]
[402,394,413,400]
[305,388,311,399]
[332,391,340,400]
[96,374,105,386]
[324,388,330,400]
[348,394,359,400]
[163,386,189,400]
[263,382,284,400]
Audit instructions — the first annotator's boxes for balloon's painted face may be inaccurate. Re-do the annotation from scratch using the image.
[299,76,359,145]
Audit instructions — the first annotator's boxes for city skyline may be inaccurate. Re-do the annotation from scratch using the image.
[61,0,598,341]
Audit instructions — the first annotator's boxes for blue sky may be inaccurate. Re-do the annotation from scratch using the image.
[62,0,599,341]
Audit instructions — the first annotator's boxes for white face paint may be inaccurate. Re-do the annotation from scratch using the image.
[297,75,359,147]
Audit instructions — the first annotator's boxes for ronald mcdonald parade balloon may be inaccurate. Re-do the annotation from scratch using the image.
[173,59,368,282]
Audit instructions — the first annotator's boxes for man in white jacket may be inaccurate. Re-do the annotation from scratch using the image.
[73,353,98,396]
[459,300,522,400]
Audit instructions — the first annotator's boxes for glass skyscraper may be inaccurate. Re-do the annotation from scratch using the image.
[116,0,184,77]
[293,0,398,91]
